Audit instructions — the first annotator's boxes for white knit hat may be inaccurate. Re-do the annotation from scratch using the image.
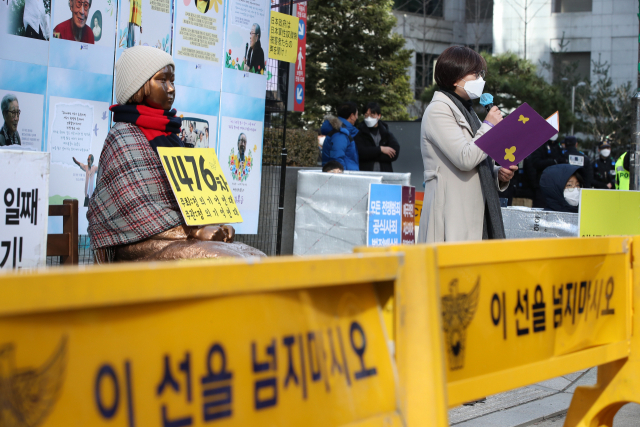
[115,46,175,105]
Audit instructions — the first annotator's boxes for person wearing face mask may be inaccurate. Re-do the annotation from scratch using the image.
[539,164,584,213]
[417,46,517,243]
[592,141,616,189]
[88,46,264,263]
[354,102,401,172]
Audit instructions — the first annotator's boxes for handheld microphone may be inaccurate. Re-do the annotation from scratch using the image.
[244,42,249,61]
[479,93,494,112]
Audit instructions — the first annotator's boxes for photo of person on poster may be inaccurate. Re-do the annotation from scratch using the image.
[5,0,50,40]
[91,11,102,41]
[53,0,95,43]
[73,154,98,206]
[0,94,22,146]
[244,23,265,74]
[126,0,141,47]
[23,0,51,39]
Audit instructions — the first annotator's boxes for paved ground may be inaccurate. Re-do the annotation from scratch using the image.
[531,403,640,426]
[449,368,601,427]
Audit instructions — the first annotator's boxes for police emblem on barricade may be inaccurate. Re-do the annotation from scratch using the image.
[442,278,480,370]
[0,337,67,426]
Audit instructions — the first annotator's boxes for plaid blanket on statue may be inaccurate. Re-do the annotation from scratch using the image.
[87,121,184,250]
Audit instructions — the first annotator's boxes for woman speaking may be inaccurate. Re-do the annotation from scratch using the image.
[417,46,516,243]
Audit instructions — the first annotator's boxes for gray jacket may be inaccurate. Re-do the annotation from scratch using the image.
[417,91,507,243]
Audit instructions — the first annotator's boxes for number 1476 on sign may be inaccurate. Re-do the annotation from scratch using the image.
[157,147,243,226]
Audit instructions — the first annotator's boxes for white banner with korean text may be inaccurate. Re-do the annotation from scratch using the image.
[0,149,49,269]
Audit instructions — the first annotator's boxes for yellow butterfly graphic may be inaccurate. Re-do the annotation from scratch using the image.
[504,146,516,162]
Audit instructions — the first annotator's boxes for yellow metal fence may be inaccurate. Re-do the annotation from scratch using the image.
[0,237,637,426]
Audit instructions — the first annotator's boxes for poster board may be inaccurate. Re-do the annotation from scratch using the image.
[0,59,48,151]
[217,92,264,233]
[49,0,117,74]
[0,0,51,65]
[46,66,112,234]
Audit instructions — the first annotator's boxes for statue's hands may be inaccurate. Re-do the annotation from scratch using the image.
[220,225,235,243]
[191,225,235,242]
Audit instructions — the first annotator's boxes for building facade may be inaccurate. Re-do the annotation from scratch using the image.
[392,0,493,116]
[493,0,638,87]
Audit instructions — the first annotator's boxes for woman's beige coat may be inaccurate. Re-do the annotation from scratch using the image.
[417,91,508,243]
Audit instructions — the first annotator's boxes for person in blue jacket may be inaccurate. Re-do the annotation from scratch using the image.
[321,101,360,171]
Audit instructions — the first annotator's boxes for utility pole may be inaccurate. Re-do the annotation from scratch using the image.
[632,0,640,190]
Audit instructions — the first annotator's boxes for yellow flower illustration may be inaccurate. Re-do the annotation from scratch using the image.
[232,59,236,66]
[213,0,222,12]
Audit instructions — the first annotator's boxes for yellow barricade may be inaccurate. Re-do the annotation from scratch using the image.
[360,236,635,425]
[2,236,640,426]
[0,254,406,426]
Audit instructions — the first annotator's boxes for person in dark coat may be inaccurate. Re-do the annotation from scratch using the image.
[529,137,566,207]
[563,135,593,188]
[540,164,584,213]
[244,23,265,74]
[592,141,616,189]
[354,102,401,172]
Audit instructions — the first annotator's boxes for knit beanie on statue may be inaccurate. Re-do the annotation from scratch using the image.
[115,46,175,105]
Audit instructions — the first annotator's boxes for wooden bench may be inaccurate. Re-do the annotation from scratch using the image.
[46,199,78,265]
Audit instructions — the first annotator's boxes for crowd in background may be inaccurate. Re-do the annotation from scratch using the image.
[320,101,401,174]
[505,135,630,213]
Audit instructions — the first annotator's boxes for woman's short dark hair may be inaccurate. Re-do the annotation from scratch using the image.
[434,46,487,90]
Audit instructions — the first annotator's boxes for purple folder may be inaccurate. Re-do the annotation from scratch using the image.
[474,103,558,168]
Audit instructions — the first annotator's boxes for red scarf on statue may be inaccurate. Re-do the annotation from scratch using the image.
[109,104,187,152]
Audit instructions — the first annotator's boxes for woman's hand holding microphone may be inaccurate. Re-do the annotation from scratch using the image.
[485,106,503,126]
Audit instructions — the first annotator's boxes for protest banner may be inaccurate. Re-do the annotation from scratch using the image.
[268,11,298,63]
[293,2,306,112]
[0,150,49,269]
[367,184,415,247]
[158,146,243,226]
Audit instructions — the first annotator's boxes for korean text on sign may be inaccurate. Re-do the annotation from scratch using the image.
[269,11,299,63]
[367,183,414,247]
[158,147,243,226]
[0,150,49,270]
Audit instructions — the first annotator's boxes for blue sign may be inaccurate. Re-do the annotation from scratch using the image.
[298,21,306,39]
[295,84,304,104]
[367,184,402,247]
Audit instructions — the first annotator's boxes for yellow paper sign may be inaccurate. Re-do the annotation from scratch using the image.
[269,11,299,63]
[158,147,243,226]
[580,189,640,237]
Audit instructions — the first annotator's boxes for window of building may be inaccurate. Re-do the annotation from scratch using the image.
[415,53,439,98]
[552,52,591,83]
[394,0,444,18]
[466,44,493,54]
[465,0,493,22]
[553,0,592,13]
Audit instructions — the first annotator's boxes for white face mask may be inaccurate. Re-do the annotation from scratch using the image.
[600,149,611,158]
[364,117,379,128]
[460,76,486,100]
[564,188,581,206]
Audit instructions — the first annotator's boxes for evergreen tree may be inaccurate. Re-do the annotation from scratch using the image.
[421,52,575,132]
[303,0,413,126]
[577,58,635,156]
